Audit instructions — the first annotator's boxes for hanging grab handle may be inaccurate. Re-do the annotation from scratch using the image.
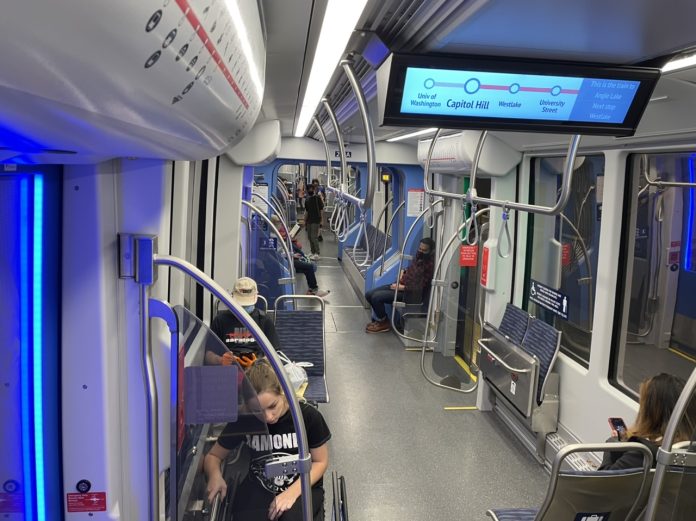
[464,191,479,245]
[498,203,513,259]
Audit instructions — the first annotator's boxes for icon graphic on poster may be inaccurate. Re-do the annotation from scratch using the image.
[530,282,536,297]
[562,296,568,314]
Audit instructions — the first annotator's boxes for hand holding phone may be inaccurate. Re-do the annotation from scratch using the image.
[608,417,627,440]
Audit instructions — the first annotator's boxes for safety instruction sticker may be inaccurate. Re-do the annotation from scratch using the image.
[459,244,478,267]
[0,492,23,513]
[529,279,568,320]
[574,513,610,521]
[66,492,107,512]
[407,189,425,217]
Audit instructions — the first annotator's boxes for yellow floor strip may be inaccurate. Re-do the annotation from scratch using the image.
[668,347,696,364]
[454,355,478,383]
[443,406,478,411]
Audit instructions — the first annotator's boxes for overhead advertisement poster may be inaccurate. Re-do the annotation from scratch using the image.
[400,67,640,124]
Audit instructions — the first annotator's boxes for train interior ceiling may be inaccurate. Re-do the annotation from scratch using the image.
[2,0,696,520]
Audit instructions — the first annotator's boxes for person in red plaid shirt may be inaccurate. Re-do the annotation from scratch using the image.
[365,238,436,333]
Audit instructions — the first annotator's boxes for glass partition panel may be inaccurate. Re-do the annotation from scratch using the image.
[524,155,604,366]
[174,305,272,521]
[612,153,696,394]
[245,211,292,307]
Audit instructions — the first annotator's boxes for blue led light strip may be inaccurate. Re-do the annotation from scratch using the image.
[33,174,46,521]
[20,177,35,521]
[686,158,695,271]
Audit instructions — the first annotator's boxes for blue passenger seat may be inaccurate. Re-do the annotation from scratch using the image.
[520,319,561,405]
[274,296,328,403]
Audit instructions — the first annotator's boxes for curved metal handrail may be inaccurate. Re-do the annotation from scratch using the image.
[341,59,376,210]
[321,99,347,194]
[313,116,334,190]
[153,255,314,521]
[373,194,394,235]
[351,215,371,268]
[379,200,406,276]
[417,208,490,394]
[388,199,444,344]
[241,200,296,293]
[252,194,295,268]
[644,167,696,188]
[422,129,582,243]
[643,367,696,521]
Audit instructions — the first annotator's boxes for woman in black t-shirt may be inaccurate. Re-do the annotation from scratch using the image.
[204,360,331,521]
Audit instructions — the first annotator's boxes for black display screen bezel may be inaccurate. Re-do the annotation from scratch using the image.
[382,53,660,137]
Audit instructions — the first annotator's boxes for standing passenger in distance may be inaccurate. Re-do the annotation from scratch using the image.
[204,360,331,521]
[206,277,280,367]
[600,373,696,470]
[304,185,324,260]
[365,238,436,333]
[311,179,325,242]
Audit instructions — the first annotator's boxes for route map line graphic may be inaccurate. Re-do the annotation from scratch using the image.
[424,77,579,97]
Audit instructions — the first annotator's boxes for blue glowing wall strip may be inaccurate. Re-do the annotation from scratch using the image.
[687,157,695,271]
[20,176,35,520]
[33,174,46,521]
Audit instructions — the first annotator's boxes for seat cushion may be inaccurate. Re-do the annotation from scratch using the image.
[303,375,328,403]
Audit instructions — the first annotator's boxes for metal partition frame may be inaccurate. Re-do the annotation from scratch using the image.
[389,199,444,344]
[241,200,296,291]
[417,209,489,394]
[379,200,406,276]
[150,253,315,521]
[249,191,295,266]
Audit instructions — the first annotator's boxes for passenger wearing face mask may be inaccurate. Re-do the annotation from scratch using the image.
[365,238,436,333]
[206,277,281,367]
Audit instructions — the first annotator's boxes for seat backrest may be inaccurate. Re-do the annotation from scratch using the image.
[497,303,530,345]
[539,469,652,521]
[647,466,696,519]
[274,309,324,377]
[520,318,561,404]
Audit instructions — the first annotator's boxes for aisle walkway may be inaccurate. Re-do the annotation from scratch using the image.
[296,231,547,520]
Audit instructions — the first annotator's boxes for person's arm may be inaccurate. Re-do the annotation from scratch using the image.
[204,442,231,501]
[268,443,329,520]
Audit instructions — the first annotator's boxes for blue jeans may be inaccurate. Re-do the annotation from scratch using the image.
[294,259,317,290]
[365,284,405,320]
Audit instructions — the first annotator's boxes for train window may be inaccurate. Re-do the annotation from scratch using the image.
[523,155,604,367]
[612,153,696,395]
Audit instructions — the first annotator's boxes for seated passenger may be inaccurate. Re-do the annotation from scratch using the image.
[599,373,696,470]
[204,360,331,521]
[272,215,329,298]
[206,277,280,367]
[365,238,435,333]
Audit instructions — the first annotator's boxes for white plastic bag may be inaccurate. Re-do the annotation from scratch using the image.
[277,351,311,392]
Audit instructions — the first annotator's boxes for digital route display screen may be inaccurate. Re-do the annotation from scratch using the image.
[379,54,660,136]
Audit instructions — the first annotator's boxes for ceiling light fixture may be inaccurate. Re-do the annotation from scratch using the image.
[386,128,438,142]
[294,0,370,138]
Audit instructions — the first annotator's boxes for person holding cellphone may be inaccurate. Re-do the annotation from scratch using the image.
[599,373,695,470]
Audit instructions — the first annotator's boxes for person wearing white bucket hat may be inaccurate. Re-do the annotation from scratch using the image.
[205,277,280,367]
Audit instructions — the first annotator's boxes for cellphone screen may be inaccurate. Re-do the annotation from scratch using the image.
[609,417,627,437]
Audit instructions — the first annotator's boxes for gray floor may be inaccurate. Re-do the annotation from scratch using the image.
[295,230,548,521]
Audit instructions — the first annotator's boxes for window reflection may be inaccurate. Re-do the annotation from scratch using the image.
[524,155,604,366]
[614,153,696,394]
